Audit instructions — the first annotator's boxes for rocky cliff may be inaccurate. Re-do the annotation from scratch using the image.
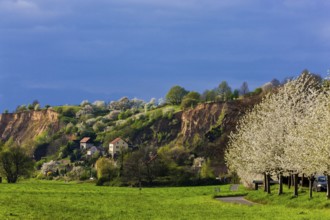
[0,109,60,145]
[181,97,260,144]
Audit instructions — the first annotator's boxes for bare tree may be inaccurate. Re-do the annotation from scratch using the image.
[240,82,249,96]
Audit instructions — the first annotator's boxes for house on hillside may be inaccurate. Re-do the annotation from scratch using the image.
[109,137,128,158]
[87,146,101,156]
[80,137,93,150]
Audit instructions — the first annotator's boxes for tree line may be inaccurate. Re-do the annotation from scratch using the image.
[165,81,260,110]
[226,71,330,199]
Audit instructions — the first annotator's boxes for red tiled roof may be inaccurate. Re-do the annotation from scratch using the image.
[110,137,123,144]
[80,137,91,143]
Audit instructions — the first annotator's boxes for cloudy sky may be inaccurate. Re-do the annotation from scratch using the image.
[0,0,329,111]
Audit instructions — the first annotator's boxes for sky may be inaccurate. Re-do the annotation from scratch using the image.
[0,0,329,111]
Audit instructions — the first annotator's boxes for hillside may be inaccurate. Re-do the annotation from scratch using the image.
[0,98,259,157]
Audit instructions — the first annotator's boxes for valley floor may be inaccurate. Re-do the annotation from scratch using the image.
[0,180,329,219]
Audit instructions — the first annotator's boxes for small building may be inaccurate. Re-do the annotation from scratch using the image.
[109,137,128,158]
[80,137,93,150]
[87,146,100,156]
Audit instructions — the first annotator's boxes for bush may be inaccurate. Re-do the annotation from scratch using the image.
[95,157,118,186]
[149,109,163,122]
[67,166,86,181]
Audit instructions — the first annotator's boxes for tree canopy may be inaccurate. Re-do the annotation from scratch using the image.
[165,86,189,105]
[181,91,201,109]
[217,81,232,101]
[0,142,34,183]
[226,72,324,196]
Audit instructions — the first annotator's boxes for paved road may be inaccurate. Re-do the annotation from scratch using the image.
[216,196,256,206]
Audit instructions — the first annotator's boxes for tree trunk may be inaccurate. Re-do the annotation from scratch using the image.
[327,175,330,200]
[267,174,271,194]
[278,174,283,195]
[309,177,313,199]
[288,174,291,189]
[301,174,304,187]
[293,174,298,197]
[291,174,295,187]
[264,173,267,192]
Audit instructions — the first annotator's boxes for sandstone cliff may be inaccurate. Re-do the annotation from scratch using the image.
[0,109,60,145]
[181,98,260,144]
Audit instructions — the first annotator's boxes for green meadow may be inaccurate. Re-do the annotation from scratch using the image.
[0,180,330,219]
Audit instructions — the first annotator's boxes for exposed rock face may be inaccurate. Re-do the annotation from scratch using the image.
[181,102,225,142]
[0,109,60,145]
[181,99,259,143]
[180,97,261,175]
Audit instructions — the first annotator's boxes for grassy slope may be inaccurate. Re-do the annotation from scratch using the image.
[0,181,330,219]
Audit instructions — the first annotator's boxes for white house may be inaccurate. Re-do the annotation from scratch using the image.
[109,137,128,158]
[87,146,99,156]
[80,137,93,150]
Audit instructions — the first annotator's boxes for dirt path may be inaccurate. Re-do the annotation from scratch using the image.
[216,196,256,206]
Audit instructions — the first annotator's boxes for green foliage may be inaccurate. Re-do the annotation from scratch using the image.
[149,109,163,122]
[216,81,232,101]
[252,87,262,95]
[95,157,117,185]
[34,131,50,145]
[122,147,169,186]
[217,105,227,125]
[181,91,201,109]
[231,89,239,100]
[15,105,27,113]
[27,104,34,110]
[62,108,76,117]
[58,142,78,159]
[162,107,175,120]
[202,90,217,102]
[67,166,87,181]
[59,116,77,124]
[118,110,133,120]
[205,105,227,142]
[69,149,82,162]
[54,106,81,116]
[0,145,35,183]
[190,134,205,151]
[165,85,189,105]
[200,159,215,179]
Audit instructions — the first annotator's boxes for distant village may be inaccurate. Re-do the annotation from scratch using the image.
[80,136,131,159]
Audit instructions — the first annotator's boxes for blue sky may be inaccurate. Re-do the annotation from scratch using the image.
[0,0,329,111]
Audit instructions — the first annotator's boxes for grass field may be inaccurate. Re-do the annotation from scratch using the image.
[0,180,330,219]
